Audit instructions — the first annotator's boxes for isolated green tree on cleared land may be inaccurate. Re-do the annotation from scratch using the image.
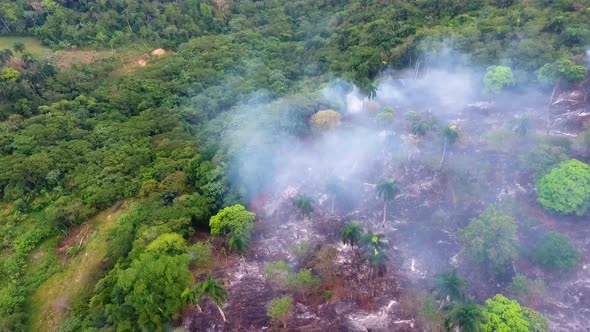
[267,296,294,328]
[360,231,388,278]
[326,178,344,214]
[536,159,590,216]
[209,204,255,253]
[537,58,587,86]
[434,269,466,305]
[293,194,314,220]
[461,206,518,273]
[440,124,459,168]
[482,294,547,332]
[341,221,362,248]
[209,204,255,236]
[376,107,394,127]
[376,177,399,223]
[537,58,587,103]
[444,302,487,332]
[533,232,579,271]
[183,276,229,322]
[359,79,378,112]
[286,269,321,300]
[483,65,513,98]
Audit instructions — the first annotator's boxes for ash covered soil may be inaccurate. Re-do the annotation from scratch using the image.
[182,74,590,331]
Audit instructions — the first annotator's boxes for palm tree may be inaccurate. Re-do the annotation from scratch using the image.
[184,277,229,322]
[293,194,313,221]
[376,177,399,223]
[412,119,431,136]
[434,269,465,308]
[326,179,343,215]
[359,79,378,112]
[366,247,388,279]
[440,125,459,168]
[444,302,487,332]
[182,286,204,312]
[341,221,362,248]
[361,231,388,279]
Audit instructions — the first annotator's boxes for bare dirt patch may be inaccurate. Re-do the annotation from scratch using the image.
[52,50,106,69]
[151,48,166,56]
[55,223,90,260]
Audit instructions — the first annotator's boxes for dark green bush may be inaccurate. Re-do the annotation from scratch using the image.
[534,232,579,271]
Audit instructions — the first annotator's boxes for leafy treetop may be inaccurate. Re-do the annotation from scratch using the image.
[536,159,590,216]
[537,59,587,85]
[483,65,513,95]
[533,232,579,271]
[461,205,518,272]
[267,296,294,328]
[209,204,256,236]
[481,294,546,332]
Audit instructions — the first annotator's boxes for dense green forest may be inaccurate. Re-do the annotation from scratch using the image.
[0,0,588,331]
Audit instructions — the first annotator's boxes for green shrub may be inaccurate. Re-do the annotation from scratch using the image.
[290,242,314,260]
[13,199,30,213]
[533,232,579,271]
[286,269,321,299]
[508,274,546,303]
[267,296,293,328]
[139,179,161,197]
[66,246,82,256]
[484,128,517,153]
[264,260,291,278]
[523,307,549,332]
[418,295,445,332]
[376,107,394,126]
[188,242,213,269]
[524,144,567,180]
[461,205,518,272]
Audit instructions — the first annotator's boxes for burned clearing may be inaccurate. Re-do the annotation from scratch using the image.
[181,69,590,331]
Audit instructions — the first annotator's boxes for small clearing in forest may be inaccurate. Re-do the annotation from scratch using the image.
[28,200,133,332]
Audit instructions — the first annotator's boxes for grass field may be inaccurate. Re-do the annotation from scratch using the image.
[0,37,52,57]
[27,201,134,331]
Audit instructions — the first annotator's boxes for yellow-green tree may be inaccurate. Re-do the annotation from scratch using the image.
[536,159,590,216]
[483,65,513,99]
[482,295,547,332]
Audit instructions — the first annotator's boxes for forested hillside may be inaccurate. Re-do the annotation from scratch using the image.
[0,0,588,331]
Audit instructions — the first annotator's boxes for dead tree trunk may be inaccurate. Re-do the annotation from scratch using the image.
[548,82,558,106]
[216,305,227,322]
[331,197,335,215]
[0,18,11,33]
[546,82,559,135]
[126,17,133,33]
[439,140,448,169]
